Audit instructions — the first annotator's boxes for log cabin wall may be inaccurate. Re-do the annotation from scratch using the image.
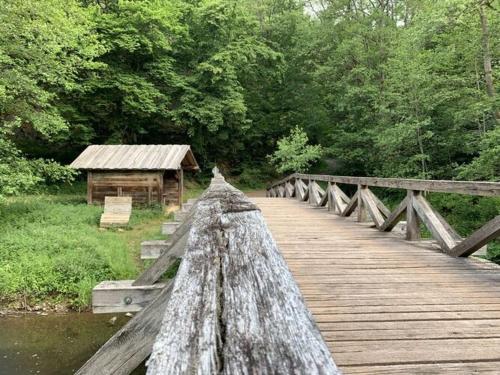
[163,170,182,206]
[87,170,183,206]
[88,170,180,206]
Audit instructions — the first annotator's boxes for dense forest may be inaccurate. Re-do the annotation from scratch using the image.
[0,0,499,197]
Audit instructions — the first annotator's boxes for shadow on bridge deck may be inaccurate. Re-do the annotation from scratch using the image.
[252,197,500,375]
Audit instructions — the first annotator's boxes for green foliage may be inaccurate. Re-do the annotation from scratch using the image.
[269,126,323,173]
[0,0,102,197]
[0,129,77,198]
[458,127,500,181]
[0,187,166,309]
[0,0,498,182]
[0,135,40,197]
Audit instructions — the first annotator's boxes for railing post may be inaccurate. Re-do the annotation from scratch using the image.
[308,176,312,205]
[406,190,421,241]
[357,184,369,222]
[327,179,332,212]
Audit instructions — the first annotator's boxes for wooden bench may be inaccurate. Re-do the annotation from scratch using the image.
[100,196,132,228]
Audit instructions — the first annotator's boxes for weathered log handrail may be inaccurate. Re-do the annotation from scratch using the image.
[78,169,339,375]
[267,173,500,257]
[147,171,339,374]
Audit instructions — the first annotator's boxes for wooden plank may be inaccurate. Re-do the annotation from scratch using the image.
[449,215,500,257]
[103,196,132,213]
[296,179,309,201]
[100,196,132,228]
[158,171,163,204]
[318,182,329,207]
[282,173,500,197]
[285,181,295,197]
[327,338,500,365]
[309,181,321,205]
[293,180,302,200]
[412,193,460,251]
[252,197,500,374]
[178,168,183,206]
[141,240,172,259]
[327,182,333,211]
[278,184,285,198]
[406,191,421,241]
[334,183,350,204]
[147,176,339,374]
[87,172,93,204]
[380,196,407,232]
[330,184,348,214]
[365,188,391,217]
[312,180,326,205]
[92,280,166,313]
[76,281,175,375]
[361,188,385,228]
[341,191,358,217]
[161,221,180,235]
[133,230,188,286]
[344,362,500,375]
[357,186,369,222]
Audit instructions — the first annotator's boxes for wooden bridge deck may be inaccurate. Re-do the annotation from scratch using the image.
[252,197,500,374]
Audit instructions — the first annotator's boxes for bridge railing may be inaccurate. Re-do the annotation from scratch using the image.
[267,173,500,257]
[78,170,339,375]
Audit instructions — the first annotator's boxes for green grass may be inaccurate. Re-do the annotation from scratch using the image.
[0,183,178,310]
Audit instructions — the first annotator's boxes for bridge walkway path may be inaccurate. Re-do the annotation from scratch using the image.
[251,197,500,374]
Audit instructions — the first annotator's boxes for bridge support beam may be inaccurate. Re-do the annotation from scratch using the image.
[406,191,421,241]
[357,185,370,222]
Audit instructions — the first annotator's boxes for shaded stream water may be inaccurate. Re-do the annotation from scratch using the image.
[0,312,146,374]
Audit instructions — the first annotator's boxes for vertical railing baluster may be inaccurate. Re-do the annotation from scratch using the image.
[327,180,332,212]
[406,190,421,241]
[357,184,369,222]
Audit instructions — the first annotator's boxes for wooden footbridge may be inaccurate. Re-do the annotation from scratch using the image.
[79,170,500,375]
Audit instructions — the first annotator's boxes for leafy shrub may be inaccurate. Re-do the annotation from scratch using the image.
[268,126,323,174]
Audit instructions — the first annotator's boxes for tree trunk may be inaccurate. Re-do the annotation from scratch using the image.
[479,1,499,122]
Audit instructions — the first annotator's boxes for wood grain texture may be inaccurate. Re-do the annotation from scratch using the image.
[406,191,421,241]
[449,215,500,257]
[412,192,460,251]
[77,280,175,375]
[100,196,132,227]
[330,184,348,214]
[252,197,500,374]
[365,188,391,217]
[92,280,166,313]
[147,177,339,375]
[70,144,199,171]
[341,191,358,217]
[380,196,407,232]
[360,188,385,228]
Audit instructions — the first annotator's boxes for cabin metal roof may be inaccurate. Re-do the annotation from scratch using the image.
[70,144,199,171]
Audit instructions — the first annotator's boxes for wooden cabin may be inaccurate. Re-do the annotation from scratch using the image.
[70,145,199,206]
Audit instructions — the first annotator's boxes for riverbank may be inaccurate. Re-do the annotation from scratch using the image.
[0,174,267,313]
[0,182,202,312]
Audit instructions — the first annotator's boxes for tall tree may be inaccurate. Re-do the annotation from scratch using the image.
[0,0,102,196]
